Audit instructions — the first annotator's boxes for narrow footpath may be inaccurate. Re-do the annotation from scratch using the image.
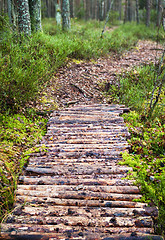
[0,104,163,239]
[0,40,164,239]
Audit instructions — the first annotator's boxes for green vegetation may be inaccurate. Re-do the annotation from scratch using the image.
[121,111,165,235]
[0,112,47,221]
[0,18,164,230]
[104,64,165,235]
[1,19,164,112]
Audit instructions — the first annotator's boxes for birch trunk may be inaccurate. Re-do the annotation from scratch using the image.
[7,0,12,24]
[56,0,62,25]
[16,0,31,35]
[29,0,42,32]
[62,0,71,30]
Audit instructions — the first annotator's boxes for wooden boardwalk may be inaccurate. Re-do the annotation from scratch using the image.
[0,104,163,240]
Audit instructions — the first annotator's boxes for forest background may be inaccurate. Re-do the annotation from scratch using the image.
[0,0,165,236]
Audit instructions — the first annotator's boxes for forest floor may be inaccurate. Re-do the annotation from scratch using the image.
[36,40,163,111]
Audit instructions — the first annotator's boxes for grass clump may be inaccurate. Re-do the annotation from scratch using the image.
[1,19,163,113]
[0,112,47,221]
[121,111,165,235]
[104,64,165,235]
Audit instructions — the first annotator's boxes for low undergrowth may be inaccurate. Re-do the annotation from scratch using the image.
[0,18,164,226]
[0,112,47,222]
[1,19,164,113]
[104,64,165,235]
[121,112,165,235]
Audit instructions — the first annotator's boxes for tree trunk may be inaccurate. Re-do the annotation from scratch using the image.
[163,1,165,30]
[29,0,42,32]
[7,0,12,24]
[124,0,128,23]
[85,0,90,20]
[69,0,74,18]
[62,0,71,30]
[157,0,162,26]
[16,0,31,35]
[118,0,122,21]
[136,0,139,24]
[56,0,62,25]
[146,0,151,27]
[127,0,132,22]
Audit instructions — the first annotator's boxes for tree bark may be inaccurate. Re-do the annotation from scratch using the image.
[118,0,122,21]
[127,0,132,22]
[7,0,12,24]
[85,0,90,20]
[146,0,151,27]
[29,0,42,32]
[56,0,62,25]
[124,0,128,23]
[62,0,71,30]
[69,0,74,18]
[136,0,139,24]
[16,0,31,35]
[157,0,162,26]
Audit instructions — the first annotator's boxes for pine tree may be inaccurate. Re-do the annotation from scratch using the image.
[16,0,31,35]
[29,0,42,32]
[62,0,71,30]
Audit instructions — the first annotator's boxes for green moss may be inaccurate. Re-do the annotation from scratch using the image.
[0,112,47,221]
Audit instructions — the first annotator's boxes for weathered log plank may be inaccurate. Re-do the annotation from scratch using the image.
[18,185,140,194]
[25,166,132,176]
[19,176,135,186]
[1,104,160,239]
[16,196,147,208]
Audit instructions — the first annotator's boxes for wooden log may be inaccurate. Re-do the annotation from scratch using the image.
[12,206,158,218]
[0,224,155,236]
[1,233,163,240]
[25,166,132,176]
[6,215,153,228]
[16,189,142,201]
[16,196,148,208]
[36,143,129,149]
[19,176,134,186]
[18,185,140,194]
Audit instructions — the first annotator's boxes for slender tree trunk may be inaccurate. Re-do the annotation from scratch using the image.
[99,0,104,21]
[69,0,74,18]
[163,2,165,30]
[157,0,162,26]
[85,0,90,20]
[136,0,139,24]
[118,0,122,21]
[29,0,42,32]
[7,0,17,28]
[16,0,31,35]
[96,0,100,20]
[62,0,71,30]
[7,0,12,24]
[127,0,131,21]
[146,0,151,27]
[124,0,128,23]
[56,0,62,25]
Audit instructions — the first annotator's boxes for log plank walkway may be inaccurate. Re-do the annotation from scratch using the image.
[0,104,163,240]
